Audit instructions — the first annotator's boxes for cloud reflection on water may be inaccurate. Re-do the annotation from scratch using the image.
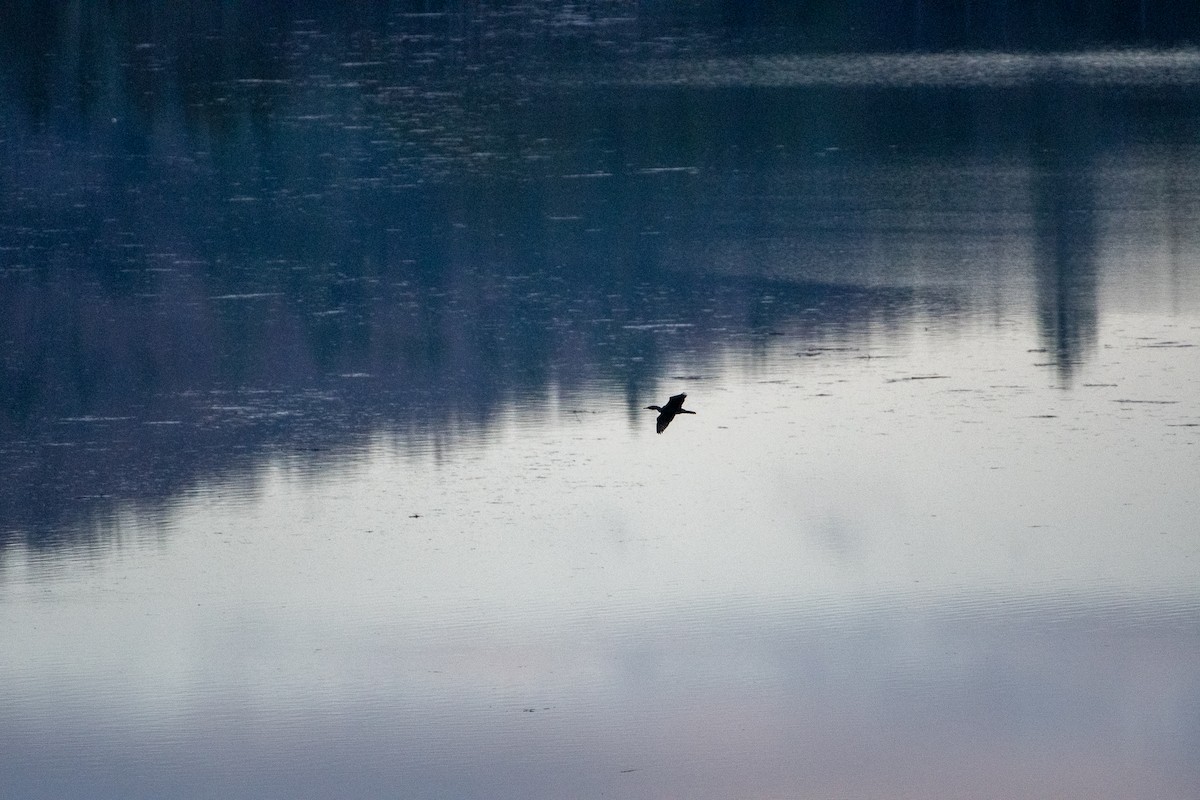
[4,588,1197,799]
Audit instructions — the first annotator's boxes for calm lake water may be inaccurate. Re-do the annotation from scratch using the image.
[3,5,1199,799]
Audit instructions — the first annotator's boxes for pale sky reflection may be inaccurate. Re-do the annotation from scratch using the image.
[3,593,1197,799]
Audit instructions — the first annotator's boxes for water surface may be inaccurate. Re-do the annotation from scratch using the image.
[2,5,1199,799]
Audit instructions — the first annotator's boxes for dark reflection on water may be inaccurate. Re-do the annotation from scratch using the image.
[1031,86,1100,384]
[4,3,1199,542]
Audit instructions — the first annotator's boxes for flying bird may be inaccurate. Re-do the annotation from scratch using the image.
[646,392,696,434]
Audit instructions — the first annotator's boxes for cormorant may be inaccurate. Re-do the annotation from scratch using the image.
[646,392,696,434]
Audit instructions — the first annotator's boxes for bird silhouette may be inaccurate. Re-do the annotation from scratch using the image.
[646,392,696,434]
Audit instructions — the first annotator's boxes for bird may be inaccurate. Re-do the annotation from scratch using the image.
[646,392,696,434]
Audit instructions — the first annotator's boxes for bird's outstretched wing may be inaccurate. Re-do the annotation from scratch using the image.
[655,412,672,434]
